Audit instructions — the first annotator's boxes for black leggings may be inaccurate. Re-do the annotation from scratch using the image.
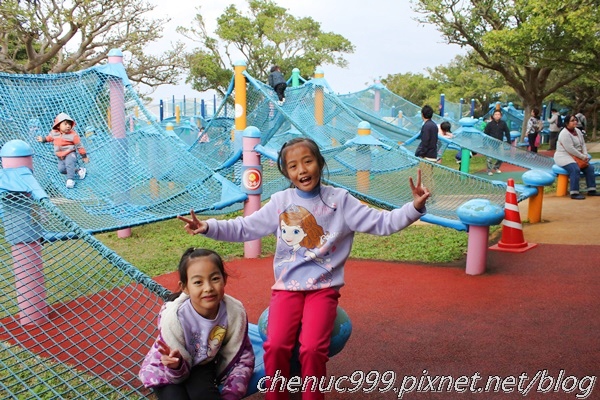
[154,361,221,400]
[528,133,538,153]
[274,82,287,101]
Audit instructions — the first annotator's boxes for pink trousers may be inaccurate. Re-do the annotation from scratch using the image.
[264,288,340,400]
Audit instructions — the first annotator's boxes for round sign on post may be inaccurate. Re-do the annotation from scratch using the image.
[242,165,262,194]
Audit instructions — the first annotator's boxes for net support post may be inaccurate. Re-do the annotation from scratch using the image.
[242,126,262,258]
[1,140,49,325]
[457,199,504,275]
[108,49,132,238]
[522,170,555,224]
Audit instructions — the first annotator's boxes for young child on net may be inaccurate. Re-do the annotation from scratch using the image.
[268,65,287,106]
[178,137,430,399]
[138,248,255,400]
[37,112,89,189]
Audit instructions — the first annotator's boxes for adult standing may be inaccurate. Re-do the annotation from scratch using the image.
[547,108,561,151]
[526,108,543,153]
[483,109,511,176]
[414,105,438,161]
[414,105,438,193]
[575,110,587,136]
[554,115,599,200]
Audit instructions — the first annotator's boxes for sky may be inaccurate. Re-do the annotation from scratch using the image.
[144,0,465,103]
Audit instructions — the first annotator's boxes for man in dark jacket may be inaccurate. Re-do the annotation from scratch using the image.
[483,109,511,175]
[415,105,438,160]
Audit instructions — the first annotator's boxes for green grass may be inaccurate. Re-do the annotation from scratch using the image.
[0,344,141,400]
[94,209,484,279]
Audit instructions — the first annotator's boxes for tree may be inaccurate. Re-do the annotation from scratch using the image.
[427,53,519,117]
[553,75,600,141]
[0,0,186,88]
[381,72,440,109]
[412,0,600,139]
[382,54,519,118]
[178,0,355,96]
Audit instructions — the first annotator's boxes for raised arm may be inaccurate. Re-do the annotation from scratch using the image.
[178,210,208,235]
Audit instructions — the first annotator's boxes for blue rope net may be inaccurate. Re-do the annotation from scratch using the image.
[338,84,461,138]
[0,187,168,399]
[0,68,247,233]
[0,65,538,398]
[186,73,510,229]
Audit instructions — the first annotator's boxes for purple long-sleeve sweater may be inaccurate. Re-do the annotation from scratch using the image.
[204,185,424,291]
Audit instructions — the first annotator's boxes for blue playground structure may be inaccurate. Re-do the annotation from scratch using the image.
[0,52,557,398]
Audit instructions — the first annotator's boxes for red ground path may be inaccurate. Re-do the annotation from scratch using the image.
[154,245,600,400]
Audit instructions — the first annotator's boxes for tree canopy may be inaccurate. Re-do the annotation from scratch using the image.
[0,0,186,88]
[412,0,600,137]
[382,53,518,118]
[178,0,355,96]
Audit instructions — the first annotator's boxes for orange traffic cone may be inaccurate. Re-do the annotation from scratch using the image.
[489,178,538,253]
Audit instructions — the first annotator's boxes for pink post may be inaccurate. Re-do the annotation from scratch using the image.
[1,140,49,325]
[108,49,131,239]
[374,82,381,114]
[242,126,262,258]
[457,199,504,276]
[12,242,49,324]
[464,225,489,275]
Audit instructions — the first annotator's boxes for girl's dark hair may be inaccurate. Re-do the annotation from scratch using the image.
[166,248,227,301]
[270,65,280,72]
[532,107,540,118]
[277,137,326,180]
[277,137,334,209]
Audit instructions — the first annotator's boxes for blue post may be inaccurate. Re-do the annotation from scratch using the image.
[172,95,175,117]
[440,93,445,117]
[459,98,464,118]
[159,100,164,122]
[213,94,217,116]
[201,99,206,119]
[183,95,186,116]
[542,104,547,120]
[194,98,197,116]
[470,99,475,117]
[391,105,396,118]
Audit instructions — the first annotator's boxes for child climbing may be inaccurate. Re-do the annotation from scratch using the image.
[268,65,287,106]
[37,112,89,189]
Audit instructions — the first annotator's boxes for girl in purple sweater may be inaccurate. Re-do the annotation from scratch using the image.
[139,248,254,400]
[178,138,430,399]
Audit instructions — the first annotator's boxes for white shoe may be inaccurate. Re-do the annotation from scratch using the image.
[488,171,493,176]
[78,167,87,180]
[282,97,286,103]
[66,179,75,189]
[495,169,502,174]
[277,100,284,106]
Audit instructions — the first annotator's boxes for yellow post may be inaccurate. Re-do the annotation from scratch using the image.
[175,105,181,124]
[135,106,139,118]
[234,61,247,132]
[527,187,544,223]
[150,178,159,199]
[356,122,371,193]
[556,175,568,196]
[314,67,324,126]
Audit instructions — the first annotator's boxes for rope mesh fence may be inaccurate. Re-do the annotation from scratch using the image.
[0,64,552,399]
[338,85,461,137]
[0,190,168,399]
[0,68,247,233]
